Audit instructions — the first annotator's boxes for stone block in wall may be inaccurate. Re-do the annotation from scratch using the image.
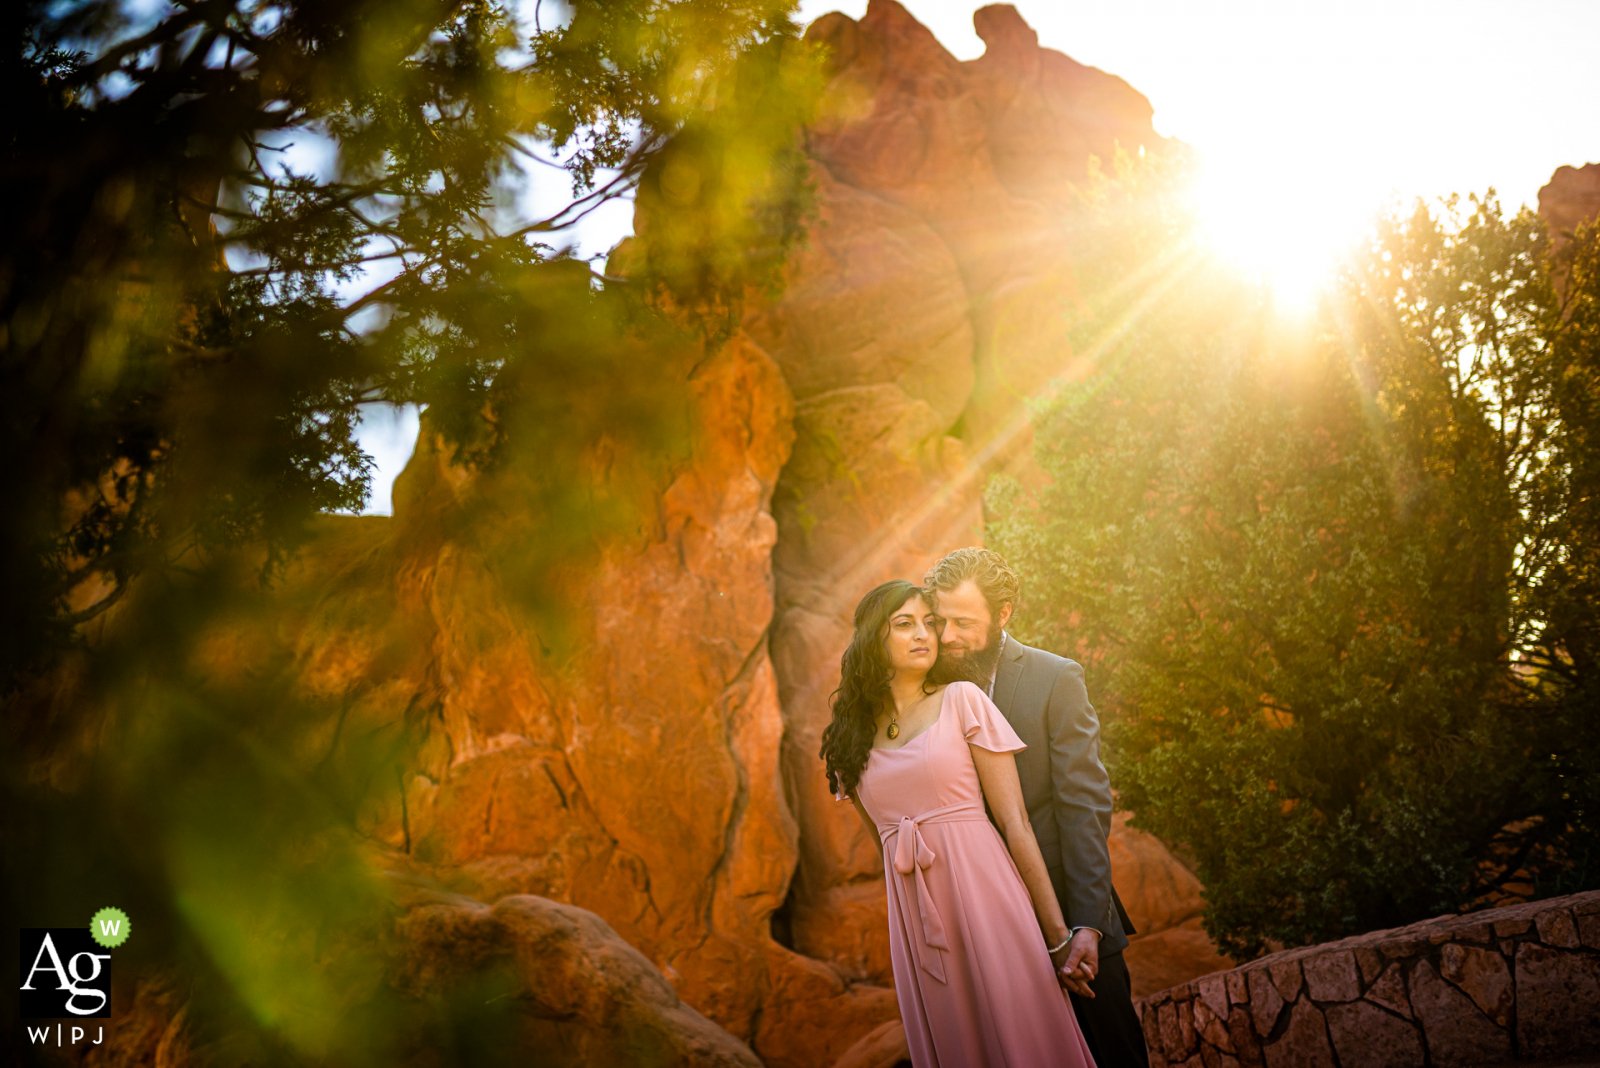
[1363,963,1412,1019]
[1579,911,1600,949]
[1379,935,1430,958]
[1192,995,1234,1053]
[1137,891,1600,1068]
[1323,1000,1422,1068]
[1515,940,1600,1056]
[1534,906,1580,948]
[1437,942,1511,1026]
[1226,1006,1264,1067]
[1492,915,1532,937]
[1268,960,1303,1002]
[1140,1003,1168,1068]
[1409,959,1511,1068]
[1246,968,1284,1037]
[1261,1001,1333,1068]
[1300,951,1359,1002]
[1159,997,1197,1061]
[1196,975,1230,1020]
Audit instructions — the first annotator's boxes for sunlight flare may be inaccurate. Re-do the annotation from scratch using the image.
[1193,157,1364,316]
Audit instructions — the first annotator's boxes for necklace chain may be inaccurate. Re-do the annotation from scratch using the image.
[886,688,933,741]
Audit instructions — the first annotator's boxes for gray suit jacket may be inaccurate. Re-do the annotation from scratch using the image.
[991,635,1134,956]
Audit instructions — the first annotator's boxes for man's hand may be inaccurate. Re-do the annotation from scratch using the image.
[1057,928,1100,998]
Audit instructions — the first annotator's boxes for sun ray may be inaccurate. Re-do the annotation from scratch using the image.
[1192,157,1365,317]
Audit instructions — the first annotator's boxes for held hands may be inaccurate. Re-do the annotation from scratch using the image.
[1050,928,1100,998]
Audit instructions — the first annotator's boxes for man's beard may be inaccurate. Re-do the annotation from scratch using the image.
[929,624,1005,687]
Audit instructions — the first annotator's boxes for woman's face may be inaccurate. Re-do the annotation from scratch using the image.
[883,594,938,677]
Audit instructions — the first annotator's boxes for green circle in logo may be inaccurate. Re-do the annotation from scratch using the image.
[90,906,131,948]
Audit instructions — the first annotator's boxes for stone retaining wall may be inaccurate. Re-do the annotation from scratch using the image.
[1134,890,1600,1067]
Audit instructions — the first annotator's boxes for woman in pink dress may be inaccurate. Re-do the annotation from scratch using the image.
[820,580,1098,1068]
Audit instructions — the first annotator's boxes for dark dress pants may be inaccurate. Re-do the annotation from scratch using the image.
[1068,950,1150,1068]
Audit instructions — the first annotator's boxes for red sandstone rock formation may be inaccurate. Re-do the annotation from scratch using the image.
[1540,161,1600,306]
[1538,161,1600,252]
[751,3,1223,1025]
[193,334,892,1068]
[796,1,1127,465]
[1110,814,1234,997]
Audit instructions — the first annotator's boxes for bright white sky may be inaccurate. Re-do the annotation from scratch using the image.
[356,0,1600,513]
[798,0,1599,211]
[797,0,1600,304]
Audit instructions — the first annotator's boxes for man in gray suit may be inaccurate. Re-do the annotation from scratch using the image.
[925,547,1149,1068]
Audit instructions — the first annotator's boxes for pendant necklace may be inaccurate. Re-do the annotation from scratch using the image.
[887,694,912,740]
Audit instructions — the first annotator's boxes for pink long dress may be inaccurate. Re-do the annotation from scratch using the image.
[853,680,1098,1068]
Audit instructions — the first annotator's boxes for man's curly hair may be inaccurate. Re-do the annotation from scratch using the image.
[923,546,1021,618]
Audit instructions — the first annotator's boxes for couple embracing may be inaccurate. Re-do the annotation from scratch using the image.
[821,548,1149,1068]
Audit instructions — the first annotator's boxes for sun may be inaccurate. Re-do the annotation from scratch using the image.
[1193,159,1357,317]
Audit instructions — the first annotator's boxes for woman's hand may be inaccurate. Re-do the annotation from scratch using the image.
[1048,943,1080,994]
[1053,929,1099,998]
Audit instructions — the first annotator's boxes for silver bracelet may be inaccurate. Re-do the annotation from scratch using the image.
[1046,935,1071,955]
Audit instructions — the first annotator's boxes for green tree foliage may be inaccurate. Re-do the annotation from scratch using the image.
[1,0,817,682]
[2,1,818,1062]
[988,160,1600,958]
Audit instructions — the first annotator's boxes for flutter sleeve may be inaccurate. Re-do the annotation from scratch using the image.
[949,681,1026,753]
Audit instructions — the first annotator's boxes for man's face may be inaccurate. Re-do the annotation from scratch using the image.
[934,579,995,661]
[928,580,1012,687]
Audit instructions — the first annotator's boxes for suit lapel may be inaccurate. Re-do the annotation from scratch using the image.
[993,634,1028,718]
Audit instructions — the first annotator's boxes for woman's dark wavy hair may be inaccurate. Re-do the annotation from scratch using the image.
[820,579,935,798]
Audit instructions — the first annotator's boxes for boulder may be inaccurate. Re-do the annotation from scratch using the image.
[86,874,769,1068]
[392,883,765,1067]
[1111,812,1235,995]
[830,1020,910,1068]
[1110,812,1209,935]
[1124,917,1235,1000]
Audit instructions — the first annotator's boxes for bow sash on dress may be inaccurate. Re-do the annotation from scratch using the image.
[879,799,991,984]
